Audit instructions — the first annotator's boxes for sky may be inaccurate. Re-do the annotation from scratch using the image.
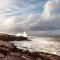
[0,0,60,34]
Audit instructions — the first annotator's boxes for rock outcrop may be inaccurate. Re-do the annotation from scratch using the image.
[0,41,60,60]
[0,33,28,41]
[0,33,60,60]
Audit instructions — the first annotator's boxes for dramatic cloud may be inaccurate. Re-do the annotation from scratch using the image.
[0,0,43,16]
[30,15,60,31]
[1,15,60,33]
[42,0,60,18]
[0,0,60,35]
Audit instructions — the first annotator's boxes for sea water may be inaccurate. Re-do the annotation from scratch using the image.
[12,36,60,56]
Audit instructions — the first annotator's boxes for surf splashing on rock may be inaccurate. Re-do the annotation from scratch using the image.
[16,32,27,37]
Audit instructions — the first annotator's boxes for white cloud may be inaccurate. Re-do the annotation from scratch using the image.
[0,0,10,8]
[3,17,16,29]
[0,0,42,16]
[0,0,60,35]
[1,14,60,33]
[42,0,60,18]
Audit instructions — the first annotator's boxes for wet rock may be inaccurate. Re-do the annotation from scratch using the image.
[4,55,21,60]
[0,41,60,60]
[0,33,28,41]
[0,53,5,58]
[0,34,60,60]
[0,41,16,52]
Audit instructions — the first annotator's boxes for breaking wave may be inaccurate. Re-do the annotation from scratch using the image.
[12,36,60,56]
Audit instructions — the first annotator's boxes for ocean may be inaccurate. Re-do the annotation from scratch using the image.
[11,36,60,56]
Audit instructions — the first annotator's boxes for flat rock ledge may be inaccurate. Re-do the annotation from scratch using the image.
[0,41,60,60]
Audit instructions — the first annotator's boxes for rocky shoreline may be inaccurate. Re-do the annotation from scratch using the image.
[0,33,60,60]
[0,33,28,41]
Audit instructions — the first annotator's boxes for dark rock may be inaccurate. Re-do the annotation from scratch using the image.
[0,53,5,58]
[0,33,60,60]
[0,33,28,41]
[0,40,60,60]
[0,41,16,52]
[4,55,21,60]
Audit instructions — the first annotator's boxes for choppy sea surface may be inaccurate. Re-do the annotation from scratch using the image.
[11,36,60,56]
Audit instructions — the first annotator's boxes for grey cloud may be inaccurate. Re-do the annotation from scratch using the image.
[0,0,60,34]
[1,14,60,34]
[30,15,60,31]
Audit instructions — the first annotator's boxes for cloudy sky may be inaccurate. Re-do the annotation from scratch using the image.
[0,0,60,34]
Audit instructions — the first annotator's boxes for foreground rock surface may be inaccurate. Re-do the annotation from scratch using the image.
[0,41,60,60]
[0,33,28,41]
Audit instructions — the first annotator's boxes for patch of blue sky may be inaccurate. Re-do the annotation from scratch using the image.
[0,0,49,16]
[55,8,60,14]
[51,8,60,15]
[31,7,43,14]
